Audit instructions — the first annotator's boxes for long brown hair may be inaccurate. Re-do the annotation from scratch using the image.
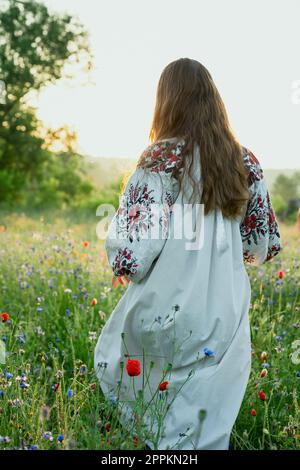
[138,58,249,219]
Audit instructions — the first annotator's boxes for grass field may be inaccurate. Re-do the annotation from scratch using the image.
[0,212,299,450]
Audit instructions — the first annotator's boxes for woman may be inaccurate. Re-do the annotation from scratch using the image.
[94,58,281,450]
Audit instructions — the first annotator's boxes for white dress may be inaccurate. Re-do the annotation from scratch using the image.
[94,138,281,450]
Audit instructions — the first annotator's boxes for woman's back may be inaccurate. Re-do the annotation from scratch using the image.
[94,138,280,450]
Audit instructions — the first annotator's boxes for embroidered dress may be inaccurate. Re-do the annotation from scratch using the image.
[94,138,281,450]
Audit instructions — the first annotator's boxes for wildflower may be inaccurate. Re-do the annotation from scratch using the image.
[28,444,39,450]
[260,368,268,378]
[261,363,269,368]
[125,358,141,377]
[52,383,60,393]
[159,381,169,391]
[4,372,13,380]
[98,310,106,320]
[203,347,214,357]
[1,312,9,323]
[0,436,11,443]
[104,422,111,432]
[37,307,43,313]
[89,383,97,391]
[0,391,4,398]
[64,288,72,294]
[296,372,300,377]
[17,335,26,345]
[67,389,73,399]
[259,390,266,401]
[91,298,97,306]
[79,364,87,375]
[42,431,53,441]
[274,335,282,341]
[57,434,64,442]
[108,393,117,405]
[65,308,71,317]
[55,370,64,379]
[278,271,284,279]
[89,331,97,341]
[250,409,257,416]
[260,351,268,361]
[112,275,129,288]
[82,240,89,247]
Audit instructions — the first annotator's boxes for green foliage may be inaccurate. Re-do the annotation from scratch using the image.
[0,218,299,450]
[0,0,93,207]
[271,194,288,216]
[272,173,300,205]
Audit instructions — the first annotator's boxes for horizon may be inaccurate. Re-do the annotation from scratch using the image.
[33,0,300,169]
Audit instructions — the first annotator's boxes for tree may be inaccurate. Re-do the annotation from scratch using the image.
[272,173,300,204]
[0,0,93,206]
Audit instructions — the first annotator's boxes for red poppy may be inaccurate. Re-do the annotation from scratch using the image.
[278,271,284,279]
[259,390,266,401]
[91,298,97,306]
[159,381,169,391]
[125,358,141,377]
[104,422,111,432]
[82,240,89,247]
[1,312,9,322]
[250,409,257,416]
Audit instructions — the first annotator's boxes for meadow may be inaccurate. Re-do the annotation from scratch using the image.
[0,212,299,450]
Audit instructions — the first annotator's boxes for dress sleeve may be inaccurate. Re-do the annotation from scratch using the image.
[240,149,281,265]
[105,167,174,283]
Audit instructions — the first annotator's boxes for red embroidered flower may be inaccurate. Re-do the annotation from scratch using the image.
[159,381,169,391]
[258,390,266,401]
[278,271,284,279]
[1,312,9,322]
[126,358,141,377]
[250,409,257,416]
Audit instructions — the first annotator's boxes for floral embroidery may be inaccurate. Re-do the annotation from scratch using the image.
[141,140,185,174]
[242,146,264,185]
[240,149,281,264]
[112,248,138,276]
[116,181,156,242]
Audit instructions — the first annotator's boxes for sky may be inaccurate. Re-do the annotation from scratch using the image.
[35,0,300,168]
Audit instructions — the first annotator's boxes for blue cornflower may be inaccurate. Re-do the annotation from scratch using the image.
[0,391,4,398]
[281,331,286,337]
[17,335,26,345]
[275,336,282,341]
[57,434,64,442]
[37,307,43,313]
[2,336,6,343]
[28,444,39,450]
[5,372,13,380]
[268,299,274,305]
[296,372,300,377]
[261,363,270,368]
[65,308,71,317]
[67,389,73,399]
[204,348,215,357]
[108,393,117,405]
